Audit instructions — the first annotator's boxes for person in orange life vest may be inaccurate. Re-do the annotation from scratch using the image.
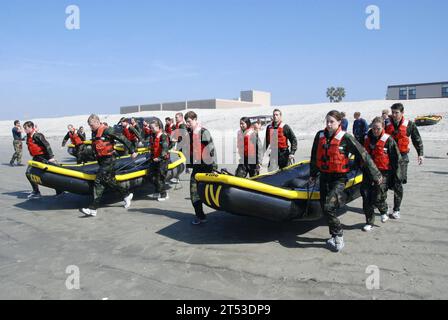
[236,117,263,178]
[385,103,424,220]
[184,111,218,225]
[23,121,57,199]
[309,110,382,252]
[165,117,175,136]
[172,112,190,173]
[120,117,142,151]
[62,124,87,164]
[147,120,170,202]
[265,109,297,171]
[141,120,153,147]
[361,117,402,232]
[81,115,138,217]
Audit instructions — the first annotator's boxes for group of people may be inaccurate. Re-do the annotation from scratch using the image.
[11,102,424,251]
[310,103,424,252]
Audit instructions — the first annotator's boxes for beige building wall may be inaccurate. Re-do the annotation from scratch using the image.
[215,99,260,109]
[120,90,272,113]
[240,90,271,107]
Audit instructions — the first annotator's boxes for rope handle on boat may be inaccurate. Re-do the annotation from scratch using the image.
[305,178,317,218]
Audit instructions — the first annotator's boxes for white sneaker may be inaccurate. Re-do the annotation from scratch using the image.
[81,208,97,217]
[381,214,389,223]
[390,211,401,220]
[327,236,344,252]
[157,194,169,202]
[362,224,373,232]
[124,193,133,209]
[149,193,160,200]
[27,192,42,200]
[169,178,179,184]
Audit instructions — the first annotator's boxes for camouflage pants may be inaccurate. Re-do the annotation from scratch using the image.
[74,144,87,164]
[190,165,215,219]
[28,155,51,193]
[11,140,23,164]
[90,157,129,210]
[149,160,168,195]
[235,164,259,178]
[319,174,347,237]
[391,153,409,211]
[268,149,290,171]
[361,172,389,225]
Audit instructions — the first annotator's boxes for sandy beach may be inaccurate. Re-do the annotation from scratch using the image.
[0,100,447,299]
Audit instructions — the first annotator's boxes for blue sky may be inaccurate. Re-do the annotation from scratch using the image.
[0,0,447,120]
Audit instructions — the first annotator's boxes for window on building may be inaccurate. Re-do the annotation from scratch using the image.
[408,87,417,99]
[399,88,407,100]
[442,85,448,98]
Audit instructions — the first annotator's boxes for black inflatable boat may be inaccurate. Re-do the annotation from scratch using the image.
[196,160,363,222]
[26,151,186,195]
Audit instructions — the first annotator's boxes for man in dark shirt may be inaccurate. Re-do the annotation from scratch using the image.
[341,112,349,131]
[353,112,369,145]
[10,120,25,166]
[23,121,57,199]
[265,109,297,171]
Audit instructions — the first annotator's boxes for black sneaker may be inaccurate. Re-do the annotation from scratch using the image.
[9,161,15,167]
[191,217,207,225]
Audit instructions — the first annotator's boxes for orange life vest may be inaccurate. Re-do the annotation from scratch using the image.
[385,117,410,154]
[93,125,114,157]
[316,128,350,174]
[364,132,391,171]
[27,131,46,157]
[267,122,288,150]
[69,130,83,146]
[237,128,256,158]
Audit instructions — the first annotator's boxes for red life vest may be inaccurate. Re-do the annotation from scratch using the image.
[27,131,46,157]
[364,132,391,171]
[150,131,170,160]
[123,125,138,142]
[93,125,114,157]
[69,130,83,146]
[165,124,175,136]
[176,121,185,130]
[143,126,152,137]
[316,128,350,174]
[267,122,288,150]
[174,121,186,141]
[385,117,410,154]
[237,128,256,158]
[190,127,213,164]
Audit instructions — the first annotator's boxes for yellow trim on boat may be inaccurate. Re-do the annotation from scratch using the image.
[28,151,186,181]
[196,171,363,201]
